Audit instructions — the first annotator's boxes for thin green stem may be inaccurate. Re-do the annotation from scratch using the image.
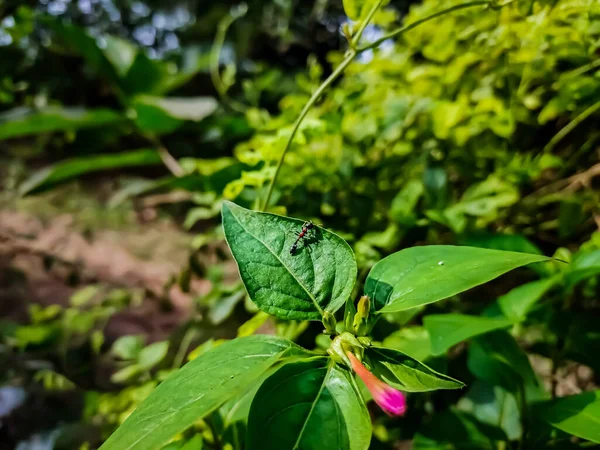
[172,327,197,369]
[210,5,249,114]
[261,0,513,211]
[543,100,600,153]
[518,382,529,450]
[261,49,357,210]
[351,0,385,48]
[561,57,600,80]
[357,1,514,53]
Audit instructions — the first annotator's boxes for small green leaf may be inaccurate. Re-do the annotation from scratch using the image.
[538,390,600,443]
[0,106,124,140]
[246,358,371,450]
[342,0,378,21]
[138,341,169,370]
[365,347,464,392]
[15,325,58,348]
[111,364,143,384]
[19,149,163,195]
[100,335,309,450]
[131,96,218,134]
[179,435,203,450]
[365,246,549,313]
[112,335,144,360]
[424,314,514,355]
[222,201,357,320]
[237,312,270,337]
[70,285,100,307]
[497,277,559,321]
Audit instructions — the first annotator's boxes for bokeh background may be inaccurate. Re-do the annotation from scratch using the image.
[0,0,599,449]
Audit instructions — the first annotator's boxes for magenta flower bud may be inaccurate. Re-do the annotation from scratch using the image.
[347,352,407,416]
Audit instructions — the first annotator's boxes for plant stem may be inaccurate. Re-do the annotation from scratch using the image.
[351,0,385,48]
[210,5,249,114]
[357,1,491,52]
[261,0,514,211]
[543,100,600,153]
[172,327,197,369]
[518,382,528,450]
[261,49,356,210]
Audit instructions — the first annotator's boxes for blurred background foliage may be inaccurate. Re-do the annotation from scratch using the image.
[0,0,599,448]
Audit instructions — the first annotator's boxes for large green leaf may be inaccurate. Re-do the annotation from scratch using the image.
[246,358,371,450]
[365,246,548,313]
[365,346,464,392]
[19,149,163,195]
[424,314,513,355]
[0,106,124,140]
[467,331,539,395]
[538,390,600,443]
[497,276,559,321]
[99,335,309,450]
[222,201,357,320]
[131,96,218,134]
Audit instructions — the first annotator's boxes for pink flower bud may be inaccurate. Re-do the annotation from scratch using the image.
[347,352,407,416]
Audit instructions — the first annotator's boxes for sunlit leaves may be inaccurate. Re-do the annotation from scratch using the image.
[365,246,548,313]
[222,202,357,320]
[99,335,310,450]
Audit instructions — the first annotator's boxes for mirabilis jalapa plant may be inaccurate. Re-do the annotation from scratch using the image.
[100,202,549,450]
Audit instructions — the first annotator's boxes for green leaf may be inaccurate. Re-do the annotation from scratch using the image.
[47,19,136,85]
[342,0,378,22]
[19,149,163,195]
[457,381,522,441]
[246,358,371,450]
[467,331,539,394]
[497,276,559,321]
[424,314,514,356]
[389,179,423,227]
[138,341,169,370]
[0,106,124,140]
[15,324,58,347]
[111,364,143,384]
[209,289,246,325]
[538,390,600,443]
[365,347,464,392]
[565,250,600,289]
[382,326,432,362]
[131,96,218,134]
[222,201,357,321]
[365,246,549,313]
[179,435,203,450]
[99,335,309,450]
[112,335,145,360]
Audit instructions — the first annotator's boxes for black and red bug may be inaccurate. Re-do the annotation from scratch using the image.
[290,220,317,255]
